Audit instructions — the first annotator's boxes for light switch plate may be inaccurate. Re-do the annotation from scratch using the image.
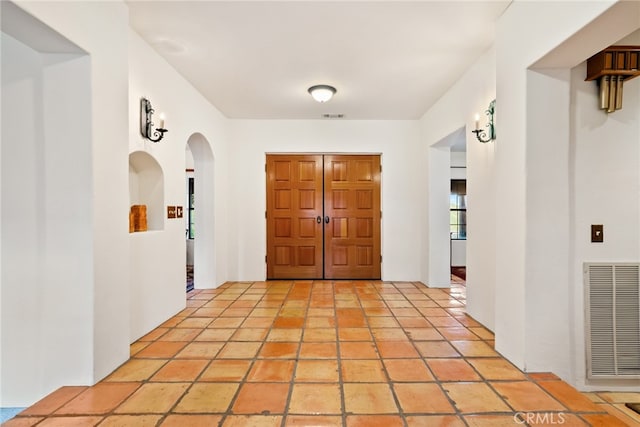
[591,224,603,243]
[167,206,176,219]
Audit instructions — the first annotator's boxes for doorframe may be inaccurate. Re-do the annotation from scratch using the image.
[427,128,465,288]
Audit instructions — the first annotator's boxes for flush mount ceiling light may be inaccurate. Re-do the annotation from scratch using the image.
[308,84,336,103]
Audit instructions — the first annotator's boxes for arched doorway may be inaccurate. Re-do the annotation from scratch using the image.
[185,133,215,289]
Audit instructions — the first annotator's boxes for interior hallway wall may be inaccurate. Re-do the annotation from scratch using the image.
[1,1,130,406]
[569,38,640,390]
[523,39,639,389]
[495,0,639,387]
[419,47,496,328]
[524,67,573,381]
[1,32,93,408]
[128,30,231,341]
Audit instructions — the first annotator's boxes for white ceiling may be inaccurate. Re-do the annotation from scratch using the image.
[127,1,511,120]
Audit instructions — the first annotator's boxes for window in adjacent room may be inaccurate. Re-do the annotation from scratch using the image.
[450,179,466,240]
[188,177,195,239]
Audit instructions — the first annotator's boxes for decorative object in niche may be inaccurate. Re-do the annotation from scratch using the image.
[130,205,148,232]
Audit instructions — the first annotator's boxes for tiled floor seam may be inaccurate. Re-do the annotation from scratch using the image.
[328,284,350,427]
[402,280,515,424]
[219,283,278,426]
[6,280,639,427]
[283,281,313,427]
[360,285,407,426]
[157,283,255,426]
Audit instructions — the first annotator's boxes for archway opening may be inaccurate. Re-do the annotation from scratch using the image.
[428,126,466,288]
[185,133,216,290]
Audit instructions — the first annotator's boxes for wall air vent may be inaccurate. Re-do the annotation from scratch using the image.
[322,114,344,119]
[585,263,640,379]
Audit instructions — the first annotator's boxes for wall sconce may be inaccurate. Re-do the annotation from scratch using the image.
[140,98,168,143]
[308,84,336,103]
[472,99,496,143]
[585,46,640,113]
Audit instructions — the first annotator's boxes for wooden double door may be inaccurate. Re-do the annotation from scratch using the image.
[266,154,381,279]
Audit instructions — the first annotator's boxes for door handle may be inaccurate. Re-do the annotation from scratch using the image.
[324,216,330,224]
[316,216,322,224]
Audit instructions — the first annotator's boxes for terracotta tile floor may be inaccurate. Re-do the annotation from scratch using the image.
[5,280,640,426]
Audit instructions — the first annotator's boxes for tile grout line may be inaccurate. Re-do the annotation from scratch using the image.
[8,280,638,427]
[406,282,469,425]
[224,282,256,424]
[373,281,414,427]
[427,283,523,421]
[327,280,348,427]
[348,280,396,426]
[277,280,298,427]
[439,283,527,422]
[152,284,235,426]
[155,281,259,424]
[435,283,612,424]
[220,280,281,425]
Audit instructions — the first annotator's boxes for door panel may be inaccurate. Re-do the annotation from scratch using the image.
[324,155,381,279]
[267,155,323,279]
[266,154,381,279]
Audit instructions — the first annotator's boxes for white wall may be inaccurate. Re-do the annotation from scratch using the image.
[495,0,639,386]
[128,30,231,340]
[1,33,93,406]
[227,120,422,281]
[420,47,496,327]
[570,55,640,390]
[494,0,636,372]
[523,45,640,390]
[1,0,130,405]
[524,67,573,380]
[450,151,466,180]
[451,241,466,267]
[427,143,452,287]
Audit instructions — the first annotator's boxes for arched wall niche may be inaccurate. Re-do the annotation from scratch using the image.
[129,150,164,231]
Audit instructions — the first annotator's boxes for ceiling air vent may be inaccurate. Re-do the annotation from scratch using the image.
[322,114,344,119]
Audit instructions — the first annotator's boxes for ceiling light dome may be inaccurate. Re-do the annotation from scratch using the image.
[308,84,336,103]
